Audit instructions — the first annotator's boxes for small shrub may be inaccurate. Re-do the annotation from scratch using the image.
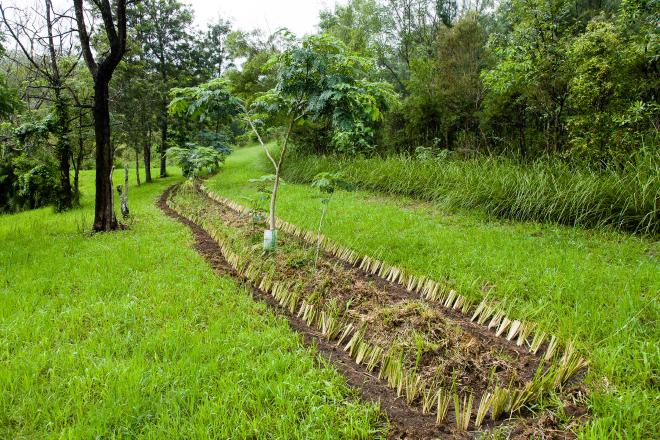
[166,143,228,179]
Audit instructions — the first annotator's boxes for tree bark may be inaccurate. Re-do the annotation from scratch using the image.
[73,110,85,201]
[92,78,118,231]
[143,123,152,183]
[159,100,167,177]
[267,116,295,231]
[74,0,127,231]
[53,90,73,211]
[143,144,152,182]
[135,150,141,186]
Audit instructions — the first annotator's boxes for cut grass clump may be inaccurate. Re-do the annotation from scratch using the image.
[280,151,659,235]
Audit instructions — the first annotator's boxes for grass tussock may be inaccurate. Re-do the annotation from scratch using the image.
[281,152,659,235]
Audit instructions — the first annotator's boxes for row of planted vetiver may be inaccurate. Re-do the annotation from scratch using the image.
[168,184,588,432]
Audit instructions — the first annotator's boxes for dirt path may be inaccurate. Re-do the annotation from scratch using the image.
[158,185,453,439]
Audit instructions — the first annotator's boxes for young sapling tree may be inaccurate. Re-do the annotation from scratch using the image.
[168,34,396,252]
[311,172,351,266]
[243,33,397,252]
[166,144,227,179]
[245,174,277,235]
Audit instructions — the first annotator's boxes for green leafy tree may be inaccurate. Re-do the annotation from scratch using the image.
[134,0,197,178]
[245,32,396,249]
[166,144,226,179]
[168,78,243,153]
[1,0,80,210]
[399,12,491,151]
[481,0,575,156]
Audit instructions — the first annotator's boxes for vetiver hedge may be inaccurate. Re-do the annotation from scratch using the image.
[279,152,659,235]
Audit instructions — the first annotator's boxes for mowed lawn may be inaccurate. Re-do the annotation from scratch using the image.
[0,168,383,439]
[206,145,660,439]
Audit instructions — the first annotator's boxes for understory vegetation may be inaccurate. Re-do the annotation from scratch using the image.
[206,145,659,439]
[281,150,659,235]
[0,169,384,439]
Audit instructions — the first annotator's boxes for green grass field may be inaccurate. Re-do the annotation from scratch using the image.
[205,145,659,439]
[0,168,383,439]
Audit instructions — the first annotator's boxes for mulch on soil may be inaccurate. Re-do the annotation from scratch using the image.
[158,184,587,439]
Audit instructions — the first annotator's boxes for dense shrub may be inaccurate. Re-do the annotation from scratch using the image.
[166,143,230,178]
[280,150,659,235]
[0,156,59,213]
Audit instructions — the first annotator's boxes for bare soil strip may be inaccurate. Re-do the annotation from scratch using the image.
[159,184,588,439]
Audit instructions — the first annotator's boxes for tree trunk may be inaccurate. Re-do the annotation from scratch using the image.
[267,116,295,231]
[143,123,152,183]
[135,150,141,186]
[73,111,85,201]
[159,100,167,177]
[54,90,73,211]
[144,143,152,182]
[92,78,118,231]
[268,165,280,231]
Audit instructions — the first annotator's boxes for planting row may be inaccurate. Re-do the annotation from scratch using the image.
[168,184,588,434]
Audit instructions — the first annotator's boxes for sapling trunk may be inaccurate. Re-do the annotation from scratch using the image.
[246,110,296,251]
[117,164,129,219]
[268,165,280,231]
[314,197,330,267]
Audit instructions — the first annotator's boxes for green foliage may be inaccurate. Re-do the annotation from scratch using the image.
[320,0,658,163]
[0,72,21,120]
[389,13,491,151]
[0,155,58,212]
[169,78,242,124]
[566,14,659,163]
[311,171,352,198]
[256,33,398,155]
[168,78,244,150]
[166,143,227,178]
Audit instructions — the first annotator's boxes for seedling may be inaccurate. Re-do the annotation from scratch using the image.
[436,388,451,425]
[475,392,493,427]
[405,373,424,404]
[422,387,436,414]
[454,393,473,431]
[311,172,351,267]
[490,386,509,421]
[554,342,589,386]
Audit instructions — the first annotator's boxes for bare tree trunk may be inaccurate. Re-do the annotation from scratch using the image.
[92,79,118,231]
[144,143,152,182]
[143,122,152,183]
[135,150,141,186]
[53,92,73,211]
[159,101,167,177]
[74,0,127,231]
[267,116,295,231]
[117,163,129,218]
[73,110,85,201]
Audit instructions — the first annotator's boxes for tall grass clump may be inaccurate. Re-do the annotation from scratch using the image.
[280,151,659,235]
